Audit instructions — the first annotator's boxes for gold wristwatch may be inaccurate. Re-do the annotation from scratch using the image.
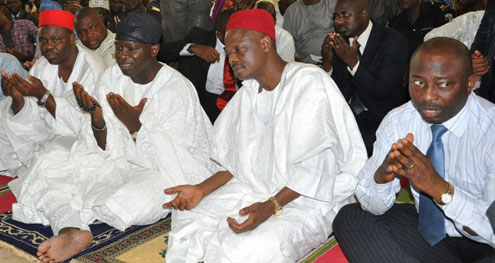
[434,182,454,205]
[269,196,283,216]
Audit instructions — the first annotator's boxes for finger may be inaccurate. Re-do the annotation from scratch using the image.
[136,98,147,111]
[391,165,407,178]
[352,36,358,49]
[474,50,482,57]
[239,205,254,216]
[227,217,241,233]
[179,197,187,211]
[27,74,41,84]
[164,186,181,195]
[233,213,256,232]
[406,133,414,143]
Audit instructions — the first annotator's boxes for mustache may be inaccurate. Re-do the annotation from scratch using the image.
[416,102,441,110]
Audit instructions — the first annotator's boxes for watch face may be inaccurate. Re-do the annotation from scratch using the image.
[441,193,452,204]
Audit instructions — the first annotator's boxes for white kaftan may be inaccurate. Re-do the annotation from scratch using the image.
[0,46,106,177]
[9,63,214,235]
[166,62,367,263]
[77,30,117,67]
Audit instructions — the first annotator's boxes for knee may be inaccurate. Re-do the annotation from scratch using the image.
[333,203,370,234]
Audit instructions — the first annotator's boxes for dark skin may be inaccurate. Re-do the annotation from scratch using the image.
[73,41,161,150]
[375,43,479,235]
[163,29,297,234]
[6,0,22,16]
[321,0,368,72]
[75,9,108,50]
[2,25,80,118]
[471,50,489,77]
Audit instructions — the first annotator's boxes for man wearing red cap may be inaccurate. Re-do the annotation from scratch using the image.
[9,10,214,263]
[0,9,106,178]
[163,9,367,262]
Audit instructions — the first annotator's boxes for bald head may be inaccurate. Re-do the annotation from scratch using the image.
[412,37,472,76]
[74,7,101,23]
[337,0,369,12]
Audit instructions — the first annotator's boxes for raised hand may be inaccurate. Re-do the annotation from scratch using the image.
[471,50,489,77]
[188,44,220,63]
[390,133,447,200]
[106,93,147,133]
[73,82,103,119]
[163,185,204,211]
[227,200,274,234]
[321,33,333,72]
[11,74,47,99]
[2,71,25,114]
[329,34,359,69]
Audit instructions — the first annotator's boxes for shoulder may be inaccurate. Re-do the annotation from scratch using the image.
[275,26,293,41]
[79,46,107,72]
[13,19,36,29]
[378,102,419,131]
[375,22,408,45]
[284,1,303,17]
[470,95,495,129]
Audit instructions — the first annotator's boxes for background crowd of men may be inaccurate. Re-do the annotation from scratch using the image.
[0,0,494,262]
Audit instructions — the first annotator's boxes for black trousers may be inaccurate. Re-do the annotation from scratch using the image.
[333,203,495,263]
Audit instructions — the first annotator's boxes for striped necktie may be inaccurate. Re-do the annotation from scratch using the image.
[418,124,448,246]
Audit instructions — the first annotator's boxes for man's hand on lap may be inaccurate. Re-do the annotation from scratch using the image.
[163,185,204,211]
[227,201,274,234]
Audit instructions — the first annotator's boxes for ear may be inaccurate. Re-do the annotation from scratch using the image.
[360,9,368,21]
[260,35,271,53]
[150,43,160,57]
[466,74,477,94]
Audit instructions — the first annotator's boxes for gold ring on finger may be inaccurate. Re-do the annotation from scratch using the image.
[407,162,414,169]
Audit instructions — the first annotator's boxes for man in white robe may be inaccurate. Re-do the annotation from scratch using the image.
[0,9,106,177]
[9,10,213,263]
[75,7,116,67]
[164,9,367,262]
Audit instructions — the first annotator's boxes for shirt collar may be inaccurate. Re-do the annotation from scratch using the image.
[349,20,373,53]
[438,93,472,138]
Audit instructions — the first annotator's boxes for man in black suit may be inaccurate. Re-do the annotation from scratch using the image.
[158,10,235,123]
[321,0,408,156]
[470,0,495,103]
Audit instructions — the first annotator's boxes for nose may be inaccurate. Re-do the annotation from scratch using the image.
[334,15,343,26]
[228,53,238,66]
[423,83,439,102]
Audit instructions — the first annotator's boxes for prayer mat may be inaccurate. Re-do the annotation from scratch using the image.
[0,175,171,263]
[298,235,348,263]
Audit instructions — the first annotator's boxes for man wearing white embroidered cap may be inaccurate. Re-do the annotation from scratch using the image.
[89,0,116,32]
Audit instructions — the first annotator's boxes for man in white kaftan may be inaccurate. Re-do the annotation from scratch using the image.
[9,10,214,263]
[75,7,116,67]
[164,9,367,263]
[0,10,106,178]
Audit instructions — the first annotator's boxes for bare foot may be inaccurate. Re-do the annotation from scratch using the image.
[37,227,92,262]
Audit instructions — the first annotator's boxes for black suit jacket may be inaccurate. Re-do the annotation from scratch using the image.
[331,21,408,154]
[332,21,408,121]
[470,0,495,103]
[158,27,220,123]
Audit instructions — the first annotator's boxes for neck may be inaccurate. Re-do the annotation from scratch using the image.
[256,55,287,92]
[131,60,162,84]
[302,0,320,5]
[58,46,79,82]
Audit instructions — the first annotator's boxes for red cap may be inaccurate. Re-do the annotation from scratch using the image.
[226,9,276,42]
[38,10,75,32]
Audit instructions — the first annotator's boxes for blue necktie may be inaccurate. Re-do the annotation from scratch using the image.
[418,124,448,246]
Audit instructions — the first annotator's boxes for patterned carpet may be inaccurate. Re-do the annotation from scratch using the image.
[0,175,170,263]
